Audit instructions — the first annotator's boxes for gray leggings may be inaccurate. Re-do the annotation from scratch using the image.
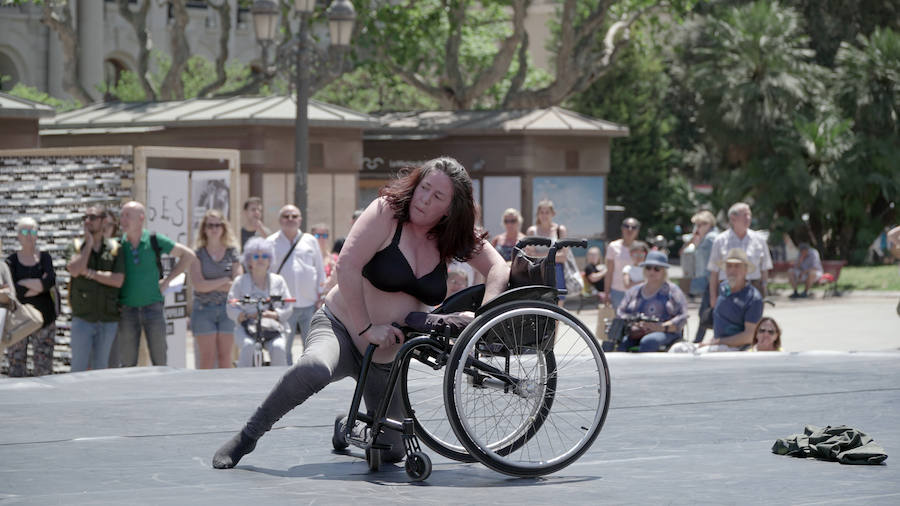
[243,306,406,461]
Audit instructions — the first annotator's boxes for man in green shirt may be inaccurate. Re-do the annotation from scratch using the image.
[66,205,125,371]
[118,201,196,366]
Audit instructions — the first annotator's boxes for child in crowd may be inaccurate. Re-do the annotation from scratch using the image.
[583,246,607,295]
[446,268,469,298]
[623,241,649,289]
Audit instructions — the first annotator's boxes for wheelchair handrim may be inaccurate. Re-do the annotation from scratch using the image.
[451,304,609,470]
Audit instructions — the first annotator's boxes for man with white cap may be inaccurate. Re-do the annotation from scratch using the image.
[702,248,764,351]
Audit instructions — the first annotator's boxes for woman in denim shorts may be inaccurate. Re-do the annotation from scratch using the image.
[190,209,242,368]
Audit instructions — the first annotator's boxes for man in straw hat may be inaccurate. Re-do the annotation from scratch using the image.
[701,248,764,351]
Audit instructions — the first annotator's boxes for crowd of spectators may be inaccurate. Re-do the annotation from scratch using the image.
[1,196,345,376]
[4,195,880,374]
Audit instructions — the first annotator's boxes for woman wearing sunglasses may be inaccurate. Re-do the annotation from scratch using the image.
[226,237,291,367]
[190,210,242,369]
[752,317,782,351]
[615,250,689,352]
[491,208,526,262]
[4,217,58,376]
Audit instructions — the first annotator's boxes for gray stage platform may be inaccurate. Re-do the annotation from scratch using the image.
[2,352,899,505]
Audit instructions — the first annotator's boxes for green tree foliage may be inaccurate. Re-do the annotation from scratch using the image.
[568,33,690,240]
[663,1,899,262]
[98,53,261,102]
[2,77,81,111]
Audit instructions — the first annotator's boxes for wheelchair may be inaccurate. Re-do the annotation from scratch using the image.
[332,237,611,481]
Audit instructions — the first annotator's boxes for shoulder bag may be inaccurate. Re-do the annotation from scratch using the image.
[1,299,44,351]
[563,248,585,296]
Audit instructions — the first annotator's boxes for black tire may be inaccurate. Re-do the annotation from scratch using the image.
[400,341,475,463]
[405,451,432,482]
[332,415,349,451]
[444,300,611,477]
[366,447,381,472]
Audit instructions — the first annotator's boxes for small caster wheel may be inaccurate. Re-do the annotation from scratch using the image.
[366,447,381,472]
[332,415,348,451]
[405,451,432,482]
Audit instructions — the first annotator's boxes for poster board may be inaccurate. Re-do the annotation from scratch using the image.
[134,147,241,368]
[147,169,190,367]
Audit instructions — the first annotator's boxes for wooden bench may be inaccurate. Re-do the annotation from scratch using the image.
[820,260,847,297]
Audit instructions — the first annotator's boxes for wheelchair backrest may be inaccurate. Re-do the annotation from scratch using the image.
[509,246,557,289]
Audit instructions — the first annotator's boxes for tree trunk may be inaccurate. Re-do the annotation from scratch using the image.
[370,0,527,110]
[41,1,93,105]
[503,1,653,109]
[116,0,157,101]
[197,0,232,97]
[160,0,191,100]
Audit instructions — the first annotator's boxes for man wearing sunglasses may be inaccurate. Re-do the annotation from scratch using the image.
[117,201,197,367]
[66,205,125,372]
[267,205,326,365]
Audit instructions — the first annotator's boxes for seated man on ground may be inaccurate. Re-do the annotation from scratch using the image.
[702,248,764,352]
[789,243,824,299]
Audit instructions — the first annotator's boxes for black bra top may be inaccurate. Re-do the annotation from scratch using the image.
[362,222,447,306]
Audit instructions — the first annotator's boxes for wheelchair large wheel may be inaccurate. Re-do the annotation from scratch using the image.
[444,300,611,477]
[401,341,475,463]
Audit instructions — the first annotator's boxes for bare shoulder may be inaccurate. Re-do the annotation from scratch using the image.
[342,198,396,262]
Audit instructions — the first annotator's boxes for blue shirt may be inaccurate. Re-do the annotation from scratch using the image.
[616,281,690,329]
[713,281,763,338]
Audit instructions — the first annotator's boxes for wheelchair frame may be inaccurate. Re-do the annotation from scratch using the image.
[333,237,611,481]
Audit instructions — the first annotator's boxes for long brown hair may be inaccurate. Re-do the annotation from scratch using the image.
[195,209,238,250]
[752,317,782,350]
[380,157,486,262]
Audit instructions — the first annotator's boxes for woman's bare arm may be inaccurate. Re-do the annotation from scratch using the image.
[468,239,510,303]
[334,198,403,346]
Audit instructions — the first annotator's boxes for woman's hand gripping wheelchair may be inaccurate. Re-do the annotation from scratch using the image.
[332,237,611,481]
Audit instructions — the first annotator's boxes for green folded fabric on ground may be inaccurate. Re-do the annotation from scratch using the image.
[772,425,887,465]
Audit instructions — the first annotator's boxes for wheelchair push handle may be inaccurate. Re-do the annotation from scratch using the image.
[555,238,588,249]
[516,237,552,249]
[515,237,588,251]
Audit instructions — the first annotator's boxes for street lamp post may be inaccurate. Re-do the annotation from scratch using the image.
[292,0,356,231]
[252,1,356,230]
[251,1,280,69]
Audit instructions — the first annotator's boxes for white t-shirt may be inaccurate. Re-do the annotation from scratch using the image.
[268,230,326,308]
[707,229,773,281]
[622,264,644,284]
[606,239,633,292]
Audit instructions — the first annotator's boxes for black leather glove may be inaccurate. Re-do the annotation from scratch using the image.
[405,311,473,336]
